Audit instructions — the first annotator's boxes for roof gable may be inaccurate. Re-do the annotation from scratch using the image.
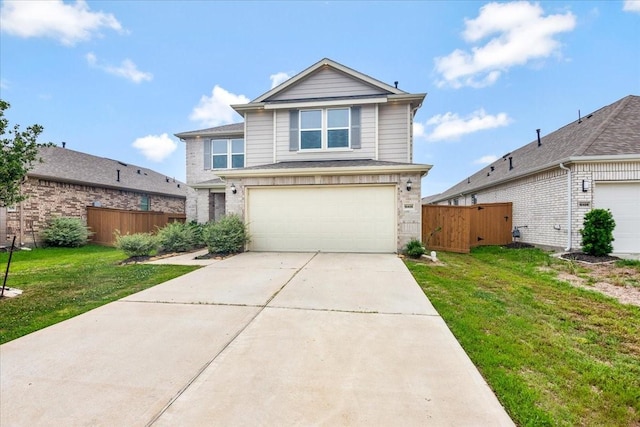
[431,95,640,202]
[252,58,404,103]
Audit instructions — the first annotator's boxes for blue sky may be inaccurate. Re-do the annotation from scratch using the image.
[1,1,639,196]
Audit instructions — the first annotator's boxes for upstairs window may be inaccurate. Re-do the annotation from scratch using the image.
[209,138,245,169]
[299,108,352,150]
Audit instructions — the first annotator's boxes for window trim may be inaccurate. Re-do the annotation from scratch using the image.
[210,138,245,169]
[298,107,351,151]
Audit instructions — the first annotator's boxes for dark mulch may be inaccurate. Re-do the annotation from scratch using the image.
[503,242,535,249]
[560,252,621,264]
[120,255,152,264]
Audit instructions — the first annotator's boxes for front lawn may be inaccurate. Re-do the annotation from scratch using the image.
[406,246,640,426]
[0,245,199,344]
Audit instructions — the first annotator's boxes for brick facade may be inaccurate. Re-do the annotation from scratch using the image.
[5,176,185,246]
[440,160,640,251]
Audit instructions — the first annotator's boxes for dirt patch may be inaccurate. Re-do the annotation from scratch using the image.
[552,257,640,307]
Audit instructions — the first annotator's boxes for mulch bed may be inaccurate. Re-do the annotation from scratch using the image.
[503,242,535,249]
[560,252,621,264]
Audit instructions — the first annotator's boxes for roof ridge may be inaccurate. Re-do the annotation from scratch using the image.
[574,95,631,156]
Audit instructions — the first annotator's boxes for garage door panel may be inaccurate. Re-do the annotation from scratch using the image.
[594,182,640,253]
[247,186,396,253]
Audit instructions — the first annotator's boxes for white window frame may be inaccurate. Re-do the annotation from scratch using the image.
[211,138,245,169]
[299,108,351,151]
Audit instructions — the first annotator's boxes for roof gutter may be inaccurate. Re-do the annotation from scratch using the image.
[559,162,572,251]
[216,164,432,179]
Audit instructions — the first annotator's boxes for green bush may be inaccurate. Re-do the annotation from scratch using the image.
[404,238,426,259]
[114,232,158,257]
[580,209,616,256]
[41,217,91,247]
[187,220,205,247]
[202,214,250,255]
[157,221,196,253]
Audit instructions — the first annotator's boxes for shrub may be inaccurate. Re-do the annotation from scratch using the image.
[157,221,196,253]
[187,220,205,247]
[580,209,616,256]
[404,238,426,259]
[41,217,91,247]
[202,214,250,255]
[114,232,158,257]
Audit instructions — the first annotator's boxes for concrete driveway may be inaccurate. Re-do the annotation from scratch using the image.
[1,252,513,426]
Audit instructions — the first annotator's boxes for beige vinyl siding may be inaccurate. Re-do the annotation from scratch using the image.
[269,67,386,101]
[276,105,376,162]
[245,111,274,167]
[378,103,409,162]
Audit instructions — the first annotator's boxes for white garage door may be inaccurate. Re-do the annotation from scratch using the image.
[594,182,640,253]
[246,185,396,253]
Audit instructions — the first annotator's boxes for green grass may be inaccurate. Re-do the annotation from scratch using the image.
[0,245,199,344]
[406,246,640,426]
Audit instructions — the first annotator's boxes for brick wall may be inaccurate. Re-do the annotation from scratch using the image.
[6,176,185,246]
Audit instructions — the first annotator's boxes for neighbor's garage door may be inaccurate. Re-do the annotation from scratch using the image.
[594,182,640,253]
[246,185,396,253]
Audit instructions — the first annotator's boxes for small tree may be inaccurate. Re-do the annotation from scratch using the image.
[0,100,47,207]
[580,209,616,256]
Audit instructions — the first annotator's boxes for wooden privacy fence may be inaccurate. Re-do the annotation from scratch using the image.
[87,207,186,246]
[422,203,512,253]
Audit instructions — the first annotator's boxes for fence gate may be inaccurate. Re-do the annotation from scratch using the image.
[422,203,512,253]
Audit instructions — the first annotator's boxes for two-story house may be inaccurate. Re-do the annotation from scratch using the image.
[176,58,431,253]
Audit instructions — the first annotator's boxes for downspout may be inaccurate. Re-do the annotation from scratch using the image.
[559,163,571,251]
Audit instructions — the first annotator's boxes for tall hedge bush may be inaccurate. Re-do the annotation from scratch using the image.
[580,208,616,256]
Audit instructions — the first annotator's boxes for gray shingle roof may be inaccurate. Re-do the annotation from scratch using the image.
[430,95,640,203]
[29,146,187,198]
[174,122,244,139]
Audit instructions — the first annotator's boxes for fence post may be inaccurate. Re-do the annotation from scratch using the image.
[1,236,17,298]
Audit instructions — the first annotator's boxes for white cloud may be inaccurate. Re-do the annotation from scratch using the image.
[434,1,576,88]
[189,85,249,127]
[86,52,153,83]
[132,133,177,162]
[474,154,499,165]
[413,122,426,139]
[420,109,511,141]
[0,78,9,90]
[623,0,640,13]
[270,72,292,89]
[0,0,123,46]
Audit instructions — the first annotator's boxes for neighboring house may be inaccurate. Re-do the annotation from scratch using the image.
[176,58,432,253]
[427,95,640,254]
[0,146,187,247]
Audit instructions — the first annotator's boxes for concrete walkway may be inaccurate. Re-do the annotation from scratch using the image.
[1,252,513,426]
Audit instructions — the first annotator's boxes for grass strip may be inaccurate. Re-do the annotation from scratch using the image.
[406,246,640,426]
[0,245,199,344]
